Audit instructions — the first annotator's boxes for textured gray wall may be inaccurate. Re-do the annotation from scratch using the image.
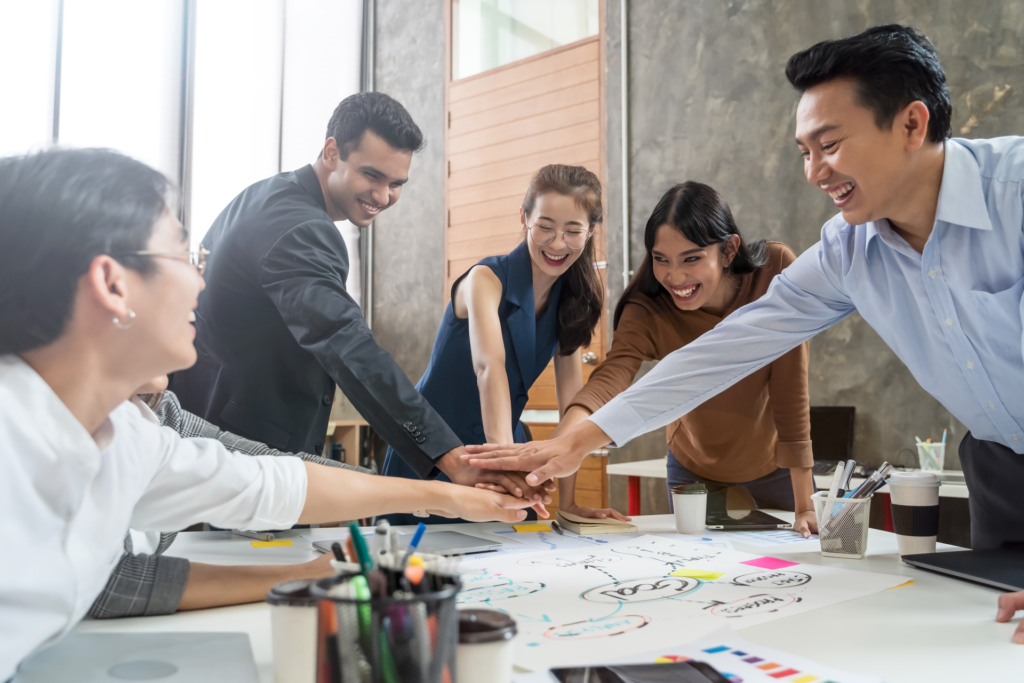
[368,1,1024,514]
[370,0,447,382]
[603,0,1024,514]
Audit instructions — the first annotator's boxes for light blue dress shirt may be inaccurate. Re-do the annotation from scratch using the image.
[591,137,1024,454]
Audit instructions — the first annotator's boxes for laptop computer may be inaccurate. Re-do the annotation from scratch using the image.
[313,530,501,557]
[902,549,1024,592]
[14,632,258,682]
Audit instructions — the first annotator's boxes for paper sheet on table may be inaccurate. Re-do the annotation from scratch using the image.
[300,528,381,544]
[722,528,820,547]
[457,534,906,671]
[601,626,884,683]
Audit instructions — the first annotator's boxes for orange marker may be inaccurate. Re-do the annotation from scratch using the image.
[404,564,425,586]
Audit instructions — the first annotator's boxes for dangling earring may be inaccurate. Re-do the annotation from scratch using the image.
[113,309,136,329]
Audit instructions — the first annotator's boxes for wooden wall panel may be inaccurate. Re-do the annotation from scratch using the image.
[445,36,606,412]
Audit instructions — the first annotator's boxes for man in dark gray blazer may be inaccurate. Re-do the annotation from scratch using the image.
[171,93,547,502]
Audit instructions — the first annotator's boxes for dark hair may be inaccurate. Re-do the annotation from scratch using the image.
[521,164,605,355]
[786,24,952,143]
[0,148,170,354]
[325,92,425,160]
[615,182,767,328]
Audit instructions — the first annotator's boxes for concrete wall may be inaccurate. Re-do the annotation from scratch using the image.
[602,0,1024,513]
[369,0,1024,513]
[370,0,447,382]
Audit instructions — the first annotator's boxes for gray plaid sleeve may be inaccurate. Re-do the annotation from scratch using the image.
[88,533,190,619]
[158,390,372,473]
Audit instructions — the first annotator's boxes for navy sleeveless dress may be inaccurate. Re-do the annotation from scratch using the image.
[381,241,564,524]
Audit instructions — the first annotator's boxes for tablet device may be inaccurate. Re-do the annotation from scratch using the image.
[901,549,1024,591]
[313,530,501,557]
[550,661,731,682]
[704,509,793,531]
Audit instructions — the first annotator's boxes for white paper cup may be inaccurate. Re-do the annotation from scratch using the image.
[671,485,708,534]
[888,471,941,556]
[267,579,319,683]
[456,609,516,683]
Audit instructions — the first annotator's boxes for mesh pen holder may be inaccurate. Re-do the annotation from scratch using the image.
[312,571,461,683]
[812,492,872,559]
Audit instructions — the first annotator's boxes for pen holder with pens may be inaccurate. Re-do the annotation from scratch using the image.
[311,568,461,683]
[812,491,872,559]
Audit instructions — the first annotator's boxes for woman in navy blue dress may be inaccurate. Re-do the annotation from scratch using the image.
[382,164,605,523]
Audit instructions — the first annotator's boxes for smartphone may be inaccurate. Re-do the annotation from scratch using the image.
[549,660,731,683]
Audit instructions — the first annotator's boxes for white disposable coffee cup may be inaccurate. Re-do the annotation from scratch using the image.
[888,471,941,556]
[456,609,516,683]
[671,484,708,534]
[267,579,319,683]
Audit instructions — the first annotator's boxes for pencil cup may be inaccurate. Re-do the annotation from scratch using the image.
[312,569,461,683]
[671,483,708,534]
[456,609,517,683]
[267,579,320,683]
[916,443,945,472]
[812,492,872,559]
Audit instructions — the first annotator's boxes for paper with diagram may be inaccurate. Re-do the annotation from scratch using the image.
[457,535,907,671]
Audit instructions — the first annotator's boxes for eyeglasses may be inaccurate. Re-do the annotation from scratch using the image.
[527,223,591,251]
[114,245,210,274]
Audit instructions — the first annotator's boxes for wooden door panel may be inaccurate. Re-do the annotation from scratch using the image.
[449,40,598,103]
[449,101,598,155]
[448,121,599,174]
[450,80,599,138]
[449,140,599,191]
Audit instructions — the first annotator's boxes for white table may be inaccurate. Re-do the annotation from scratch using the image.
[74,516,1021,683]
[607,458,969,516]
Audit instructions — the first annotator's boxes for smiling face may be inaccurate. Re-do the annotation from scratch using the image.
[520,192,593,277]
[651,225,738,312]
[122,211,206,373]
[323,130,412,227]
[795,78,919,226]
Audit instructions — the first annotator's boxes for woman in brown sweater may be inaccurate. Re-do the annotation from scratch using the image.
[557,181,817,536]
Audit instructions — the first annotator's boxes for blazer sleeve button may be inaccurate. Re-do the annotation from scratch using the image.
[314,443,324,454]
[322,394,333,405]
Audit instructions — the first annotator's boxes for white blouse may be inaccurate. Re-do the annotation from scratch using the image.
[0,356,308,679]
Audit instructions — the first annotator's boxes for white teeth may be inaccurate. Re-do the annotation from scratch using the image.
[359,200,380,213]
[188,311,196,322]
[543,251,568,261]
[672,284,698,297]
[828,181,856,199]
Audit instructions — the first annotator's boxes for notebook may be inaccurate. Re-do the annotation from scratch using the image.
[555,509,638,535]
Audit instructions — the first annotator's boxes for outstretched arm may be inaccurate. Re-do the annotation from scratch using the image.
[466,239,856,484]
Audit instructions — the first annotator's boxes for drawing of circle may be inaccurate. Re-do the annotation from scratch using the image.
[457,581,545,604]
[543,614,651,640]
[459,570,512,591]
[581,576,700,603]
[710,593,796,617]
[732,571,810,589]
[518,553,624,568]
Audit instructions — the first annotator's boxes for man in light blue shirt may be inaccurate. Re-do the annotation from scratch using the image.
[464,25,1024,640]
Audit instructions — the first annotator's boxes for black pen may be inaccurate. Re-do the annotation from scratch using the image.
[330,541,346,562]
[551,519,564,535]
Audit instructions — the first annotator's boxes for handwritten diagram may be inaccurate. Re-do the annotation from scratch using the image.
[455,535,906,671]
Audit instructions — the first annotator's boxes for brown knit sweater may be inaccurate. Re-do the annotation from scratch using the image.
[570,241,812,482]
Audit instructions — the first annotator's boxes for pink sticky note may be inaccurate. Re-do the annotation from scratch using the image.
[740,556,799,570]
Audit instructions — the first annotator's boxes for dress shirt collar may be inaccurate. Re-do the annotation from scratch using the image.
[863,139,994,257]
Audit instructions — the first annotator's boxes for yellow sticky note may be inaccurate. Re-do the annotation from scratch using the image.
[251,539,293,548]
[669,568,725,580]
[890,580,916,590]
[791,676,819,683]
[512,523,551,533]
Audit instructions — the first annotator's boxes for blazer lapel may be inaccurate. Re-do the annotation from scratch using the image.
[504,242,537,385]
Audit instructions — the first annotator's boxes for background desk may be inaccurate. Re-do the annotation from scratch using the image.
[74,515,1019,683]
